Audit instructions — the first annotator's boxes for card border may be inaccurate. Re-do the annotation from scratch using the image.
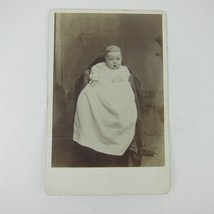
[46,9,169,195]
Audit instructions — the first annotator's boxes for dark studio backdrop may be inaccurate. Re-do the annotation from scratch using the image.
[52,12,165,167]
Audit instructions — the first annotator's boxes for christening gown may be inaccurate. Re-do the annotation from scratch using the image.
[73,62,137,156]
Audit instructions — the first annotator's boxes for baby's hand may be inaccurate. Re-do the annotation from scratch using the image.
[90,80,99,87]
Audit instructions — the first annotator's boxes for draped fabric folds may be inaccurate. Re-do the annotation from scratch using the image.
[72,55,144,166]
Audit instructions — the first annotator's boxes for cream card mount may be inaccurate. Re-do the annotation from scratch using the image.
[46,9,169,195]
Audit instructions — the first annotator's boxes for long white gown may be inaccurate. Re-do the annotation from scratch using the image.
[73,62,137,156]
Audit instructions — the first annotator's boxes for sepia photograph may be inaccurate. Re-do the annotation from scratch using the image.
[2,0,214,211]
[46,10,169,194]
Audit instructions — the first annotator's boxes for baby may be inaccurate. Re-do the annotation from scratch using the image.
[89,45,130,86]
[73,45,137,158]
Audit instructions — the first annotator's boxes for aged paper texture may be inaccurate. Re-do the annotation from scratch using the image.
[46,9,169,195]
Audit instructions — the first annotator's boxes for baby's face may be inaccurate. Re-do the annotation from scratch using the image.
[105,51,122,69]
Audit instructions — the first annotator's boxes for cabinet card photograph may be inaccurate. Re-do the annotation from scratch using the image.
[46,10,169,195]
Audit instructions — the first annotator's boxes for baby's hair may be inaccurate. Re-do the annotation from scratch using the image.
[104,45,122,56]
